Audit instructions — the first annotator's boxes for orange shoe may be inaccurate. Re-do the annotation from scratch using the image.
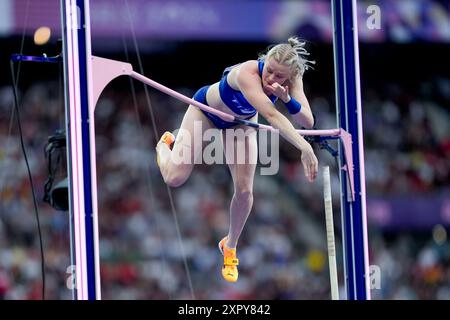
[218,236,239,282]
[156,131,175,167]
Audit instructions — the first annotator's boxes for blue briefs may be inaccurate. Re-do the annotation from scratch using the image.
[192,85,254,129]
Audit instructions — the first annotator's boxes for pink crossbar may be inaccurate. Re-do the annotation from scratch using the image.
[130,71,340,137]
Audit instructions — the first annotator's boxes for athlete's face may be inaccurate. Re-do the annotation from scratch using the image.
[262,58,291,93]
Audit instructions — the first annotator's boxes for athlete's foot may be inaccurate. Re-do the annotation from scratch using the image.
[156,131,175,167]
[218,236,239,282]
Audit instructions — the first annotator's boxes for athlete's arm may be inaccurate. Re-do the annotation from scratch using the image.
[286,77,314,128]
[265,77,314,129]
[235,61,318,181]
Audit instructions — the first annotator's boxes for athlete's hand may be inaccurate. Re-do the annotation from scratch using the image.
[266,82,290,103]
[300,144,318,182]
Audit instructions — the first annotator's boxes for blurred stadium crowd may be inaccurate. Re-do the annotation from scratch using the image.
[0,59,448,299]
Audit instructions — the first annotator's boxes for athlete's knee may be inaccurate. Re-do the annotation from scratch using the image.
[164,174,187,188]
[234,188,253,204]
[164,171,188,188]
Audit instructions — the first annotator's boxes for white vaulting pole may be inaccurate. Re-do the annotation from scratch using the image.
[323,166,339,300]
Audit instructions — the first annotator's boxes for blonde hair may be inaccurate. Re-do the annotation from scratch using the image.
[258,36,315,79]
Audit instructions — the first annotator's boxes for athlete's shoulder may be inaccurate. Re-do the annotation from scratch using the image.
[232,60,263,90]
[237,60,259,75]
[240,60,258,68]
[223,60,255,76]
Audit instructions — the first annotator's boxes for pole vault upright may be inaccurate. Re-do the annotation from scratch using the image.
[331,0,371,300]
[61,0,100,300]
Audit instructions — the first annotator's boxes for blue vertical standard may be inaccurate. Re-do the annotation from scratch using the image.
[331,0,370,300]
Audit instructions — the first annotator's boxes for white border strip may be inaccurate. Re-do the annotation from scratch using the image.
[67,0,87,300]
[352,0,370,299]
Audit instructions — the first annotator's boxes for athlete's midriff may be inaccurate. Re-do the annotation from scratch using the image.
[205,82,249,120]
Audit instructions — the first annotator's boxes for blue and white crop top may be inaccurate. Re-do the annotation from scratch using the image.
[218,60,278,117]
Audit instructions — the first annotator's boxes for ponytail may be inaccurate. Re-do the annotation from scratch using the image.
[287,36,315,76]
